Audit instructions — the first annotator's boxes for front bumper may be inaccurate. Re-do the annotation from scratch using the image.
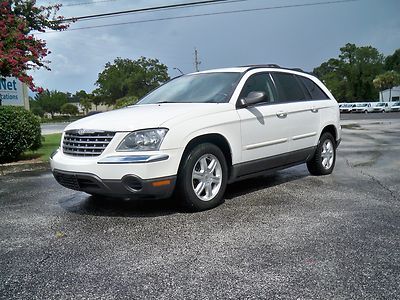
[50,147,182,199]
[52,169,176,199]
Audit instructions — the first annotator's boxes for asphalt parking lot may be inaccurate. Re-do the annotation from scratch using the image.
[1,118,400,299]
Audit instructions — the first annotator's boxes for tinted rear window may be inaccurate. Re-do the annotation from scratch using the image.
[297,76,329,100]
[271,73,306,102]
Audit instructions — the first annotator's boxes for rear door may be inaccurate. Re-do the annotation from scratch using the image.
[271,72,321,153]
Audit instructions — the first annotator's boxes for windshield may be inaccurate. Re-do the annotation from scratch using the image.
[394,102,400,106]
[377,103,385,107]
[356,103,367,107]
[138,72,242,104]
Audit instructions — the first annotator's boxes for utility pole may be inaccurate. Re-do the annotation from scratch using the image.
[194,47,201,72]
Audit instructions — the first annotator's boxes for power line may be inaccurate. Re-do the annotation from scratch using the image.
[63,0,120,7]
[62,0,250,22]
[71,0,250,22]
[41,0,358,33]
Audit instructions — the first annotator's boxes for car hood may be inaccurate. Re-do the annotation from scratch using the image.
[65,103,234,132]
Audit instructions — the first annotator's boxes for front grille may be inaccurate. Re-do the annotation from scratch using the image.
[63,130,115,157]
[53,172,102,191]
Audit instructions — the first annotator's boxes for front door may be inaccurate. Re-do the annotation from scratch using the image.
[236,72,291,164]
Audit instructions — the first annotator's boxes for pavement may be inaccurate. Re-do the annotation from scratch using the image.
[1,119,400,299]
[41,123,69,135]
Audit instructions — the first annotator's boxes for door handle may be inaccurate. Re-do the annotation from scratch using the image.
[311,107,319,113]
[276,112,287,118]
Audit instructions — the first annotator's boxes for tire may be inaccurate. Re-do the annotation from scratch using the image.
[177,143,228,211]
[307,132,336,176]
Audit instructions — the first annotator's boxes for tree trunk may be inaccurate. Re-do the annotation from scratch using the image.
[389,88,392,102]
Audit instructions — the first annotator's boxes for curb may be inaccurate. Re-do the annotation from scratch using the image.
[0,161,50,176]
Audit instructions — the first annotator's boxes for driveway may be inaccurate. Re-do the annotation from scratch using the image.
[1,119,399,299]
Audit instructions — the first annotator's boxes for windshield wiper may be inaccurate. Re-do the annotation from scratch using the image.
[156,101,178,104]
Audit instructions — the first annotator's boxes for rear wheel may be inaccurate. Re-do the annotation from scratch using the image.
[177,143,228,211]
[307,132,336,175]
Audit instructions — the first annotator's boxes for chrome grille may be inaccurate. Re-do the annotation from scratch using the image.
[63,130,115,157]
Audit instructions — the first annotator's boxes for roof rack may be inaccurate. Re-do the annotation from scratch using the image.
[238,64,281,68]
[239,64,312,75]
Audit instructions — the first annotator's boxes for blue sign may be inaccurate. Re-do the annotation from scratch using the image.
[0,77,25,106]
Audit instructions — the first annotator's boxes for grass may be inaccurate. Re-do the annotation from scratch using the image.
[20,133,62,162]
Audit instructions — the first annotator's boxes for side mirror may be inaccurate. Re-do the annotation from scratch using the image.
[240,91,266,107]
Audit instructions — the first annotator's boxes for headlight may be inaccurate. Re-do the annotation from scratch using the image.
[116,128,168,152]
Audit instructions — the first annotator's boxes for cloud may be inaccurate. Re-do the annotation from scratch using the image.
[31,0,400,93]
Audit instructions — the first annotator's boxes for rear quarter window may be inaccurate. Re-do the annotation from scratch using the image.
[297,75,329,100]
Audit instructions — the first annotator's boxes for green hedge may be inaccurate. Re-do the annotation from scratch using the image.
[0,106,42,163]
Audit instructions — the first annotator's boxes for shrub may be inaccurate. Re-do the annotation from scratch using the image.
[61,103,79,115]
[0,106,42,163]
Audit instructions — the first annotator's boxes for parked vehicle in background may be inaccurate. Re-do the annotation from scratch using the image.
[339,103,354,113]
[372,102,392,113]
[351,103,374,113]
[390,102,400,112]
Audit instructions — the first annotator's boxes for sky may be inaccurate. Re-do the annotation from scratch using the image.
[32,0,400,94]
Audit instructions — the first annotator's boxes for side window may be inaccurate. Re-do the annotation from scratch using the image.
[239,73,276,103]
[271,72,306,102]
[297,75,329,100]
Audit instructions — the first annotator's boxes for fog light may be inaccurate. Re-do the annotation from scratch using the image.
[122,176,143,192]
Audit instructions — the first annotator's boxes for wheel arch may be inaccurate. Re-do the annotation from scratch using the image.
[178,133,233,178]
[320,124,338,144]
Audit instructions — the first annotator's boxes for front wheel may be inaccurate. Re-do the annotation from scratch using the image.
[307,132,336,175]
[177,143,228,211]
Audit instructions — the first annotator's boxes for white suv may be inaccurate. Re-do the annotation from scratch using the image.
[51,65,341,211]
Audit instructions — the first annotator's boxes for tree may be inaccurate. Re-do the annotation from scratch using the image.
[91,89,104,110]
[80,97,92,115]
[33,89,68,117]
[313,43,384,102]
[29,96,44,117]
[61,103,78,115]
[373,71,400,102]
[385,49,400,73]
[313,58,347,101]
[0,0,69,92]
[114,95,138,109]
[95,57,169,105]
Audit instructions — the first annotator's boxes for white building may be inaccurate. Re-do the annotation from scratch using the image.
[380,86,400,102]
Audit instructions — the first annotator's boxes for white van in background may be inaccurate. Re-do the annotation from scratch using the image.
[390,102,400,112]
[339,103,354,113]
[351,103,375,113]
[372,102,393,113]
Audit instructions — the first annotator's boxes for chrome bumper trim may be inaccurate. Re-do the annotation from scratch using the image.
[97,154,169,164]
